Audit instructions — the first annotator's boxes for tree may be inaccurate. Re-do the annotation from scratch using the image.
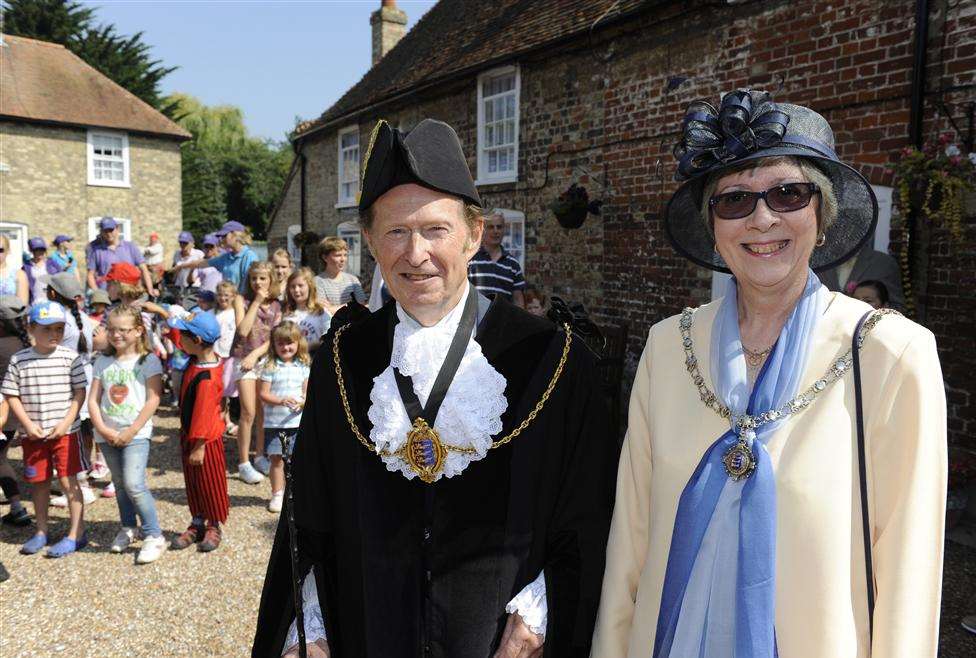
[1,0,176,113]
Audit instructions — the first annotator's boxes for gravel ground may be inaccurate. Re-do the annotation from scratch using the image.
[0,407,276,657]
[1,405,975,656]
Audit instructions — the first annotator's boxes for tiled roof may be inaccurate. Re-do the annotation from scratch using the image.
[0,34,190,140]
[295,0,650,138]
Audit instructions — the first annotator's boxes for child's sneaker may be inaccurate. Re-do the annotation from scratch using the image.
[19,533,47,555]
[198,525,222,552]
[136,535,167,564]
[101,482,116,498]
[268,491,284,513]
[238,462,264,484]
[45,533,88,558]
[53,487,98,506]
[89,462,111,482]
[110,527,138,553]
[1,507,31,527]
[253,455,271,476]
[171,523,204,550]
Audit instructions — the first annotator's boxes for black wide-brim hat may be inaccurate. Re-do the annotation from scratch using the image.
[665,90,878,273]
[358,119,482,212]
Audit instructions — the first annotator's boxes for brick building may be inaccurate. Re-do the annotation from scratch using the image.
[0,34,190,263]
[266,0,976,447]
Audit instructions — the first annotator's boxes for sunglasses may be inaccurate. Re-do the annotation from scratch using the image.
[709,183,820,220]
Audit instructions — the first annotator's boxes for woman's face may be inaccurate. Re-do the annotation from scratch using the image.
[324,249,348,275]
[712,161,819,293]
[273,256,293,282]
[288,278,310,307]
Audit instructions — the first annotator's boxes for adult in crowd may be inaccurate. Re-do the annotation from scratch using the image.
[172,221,257,293]
[196,234,224,292]
[468,211,526,306]
[24,237,59,303]
[143,232,165,284]
[49,235,82,284]
[86,218,156,296]
[313,236,365,313]
[851,279,890,310]
[172,232,204,289]
[0,235,29,304]
[253,119,616,658]
[818,240,905,312]
[591,90,947,658]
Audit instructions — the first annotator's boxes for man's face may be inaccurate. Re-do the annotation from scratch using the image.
[365,184,483,323]
[483,214,505,249]
[179,241,191,254]
[101,227,119,244]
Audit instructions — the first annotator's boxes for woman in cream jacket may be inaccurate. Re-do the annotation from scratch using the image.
[591,90,946,658]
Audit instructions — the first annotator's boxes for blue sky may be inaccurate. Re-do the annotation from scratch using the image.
[87,1,438,142]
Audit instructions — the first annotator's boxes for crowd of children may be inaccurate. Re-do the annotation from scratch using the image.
[0,222,346,570]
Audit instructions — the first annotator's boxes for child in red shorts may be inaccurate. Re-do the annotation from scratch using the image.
[1,301,88,557]
[167,311,229,552]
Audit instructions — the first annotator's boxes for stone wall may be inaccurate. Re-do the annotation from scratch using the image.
[268,0,976,446]
[0,120,183,270]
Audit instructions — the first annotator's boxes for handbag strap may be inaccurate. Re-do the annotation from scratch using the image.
[852,309,875,649]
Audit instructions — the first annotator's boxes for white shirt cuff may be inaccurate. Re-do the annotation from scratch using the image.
[504,569,547,638]
[282,571,326,655]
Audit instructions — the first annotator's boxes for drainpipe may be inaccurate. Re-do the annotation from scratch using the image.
[299,143,308,267]
[907,0,930,320]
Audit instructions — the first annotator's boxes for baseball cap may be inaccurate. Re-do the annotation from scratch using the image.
[216,220,246,237]
[48,272,84,300]
[27,237,47,251]
[99,217,118,231]
[89,289,111,306]
[28,300,67,325]
[105,262,142,286]
[0,296,27,320]
[178,231,194,244]
[53,235,72,246]
[202,233,219,247]
[196,290,216,304]
[169,311,221,344]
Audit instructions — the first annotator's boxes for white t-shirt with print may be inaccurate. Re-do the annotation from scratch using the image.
[91,353,163,442]
[283,309,332,346]
[215,307,237,358]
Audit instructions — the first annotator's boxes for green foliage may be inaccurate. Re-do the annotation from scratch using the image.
[167,93,293,240]
[1,0,176,114]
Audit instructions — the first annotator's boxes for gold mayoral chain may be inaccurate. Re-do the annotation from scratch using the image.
[679,306,898,481]
[333,322,574,483]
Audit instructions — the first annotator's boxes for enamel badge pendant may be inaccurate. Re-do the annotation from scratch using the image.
[404,417,447,483]
[722,439,757,481]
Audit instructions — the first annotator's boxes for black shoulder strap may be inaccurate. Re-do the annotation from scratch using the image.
[852,309,875,650]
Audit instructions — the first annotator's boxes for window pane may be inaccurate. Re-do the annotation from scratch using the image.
[494,98,504,122]
[498,74,514,93]
[498,150,508,170]
[341,132,358,149]
[505,121,515,144]
[506,94,516,118]
[484,98,494,122]
[488,151,497,173]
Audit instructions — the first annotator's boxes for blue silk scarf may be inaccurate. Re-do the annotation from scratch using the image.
[653,270,827,658]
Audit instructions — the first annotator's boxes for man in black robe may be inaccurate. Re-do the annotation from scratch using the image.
[253,119,617,658]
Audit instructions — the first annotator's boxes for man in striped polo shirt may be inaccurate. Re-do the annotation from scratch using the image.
[467,211,526,306]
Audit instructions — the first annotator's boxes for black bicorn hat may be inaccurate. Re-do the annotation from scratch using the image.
[665,89,878,273]
[358,119,482,212]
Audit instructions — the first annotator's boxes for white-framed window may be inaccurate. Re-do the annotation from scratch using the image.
[87,130,130,187]
[286,224,302,262]
[337,221,362,277]
[491,208,526,270]
[337,125,360,207]
[87,217,132,242]
[0,222,28,260]
[476,66,520,184]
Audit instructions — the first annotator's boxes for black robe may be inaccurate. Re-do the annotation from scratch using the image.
[252,298,618,658]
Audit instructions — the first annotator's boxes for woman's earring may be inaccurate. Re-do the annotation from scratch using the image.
[816,233,826,247]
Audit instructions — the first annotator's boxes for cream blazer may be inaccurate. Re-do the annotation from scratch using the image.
[591,292,947,658]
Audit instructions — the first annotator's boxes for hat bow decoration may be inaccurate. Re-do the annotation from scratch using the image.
[673,90,790,181]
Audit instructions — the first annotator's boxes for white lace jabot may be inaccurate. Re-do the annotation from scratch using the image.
[367,284,508,482]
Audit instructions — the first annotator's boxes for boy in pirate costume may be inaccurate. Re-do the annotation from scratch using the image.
[252,119,618,658]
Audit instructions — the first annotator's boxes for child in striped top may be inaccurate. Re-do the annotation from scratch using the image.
[1,301,88,558]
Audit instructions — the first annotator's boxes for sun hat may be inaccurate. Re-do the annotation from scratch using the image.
[665,89,877,273]
[27,237,47,252]
[168,311,221,344]
[0,296,27,320]
[105,262,142,286]
[28,300,67,325]
[48,272,84,300]
[89,289,111,306]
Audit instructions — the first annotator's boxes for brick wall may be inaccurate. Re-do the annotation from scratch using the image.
[269,0,976,446]
[0,120,183,271]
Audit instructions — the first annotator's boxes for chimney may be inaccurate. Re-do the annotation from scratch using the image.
[370,0,407,66]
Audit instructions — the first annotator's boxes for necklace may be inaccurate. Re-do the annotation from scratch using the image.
[742,344,773,369]
[679,306,897,481]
